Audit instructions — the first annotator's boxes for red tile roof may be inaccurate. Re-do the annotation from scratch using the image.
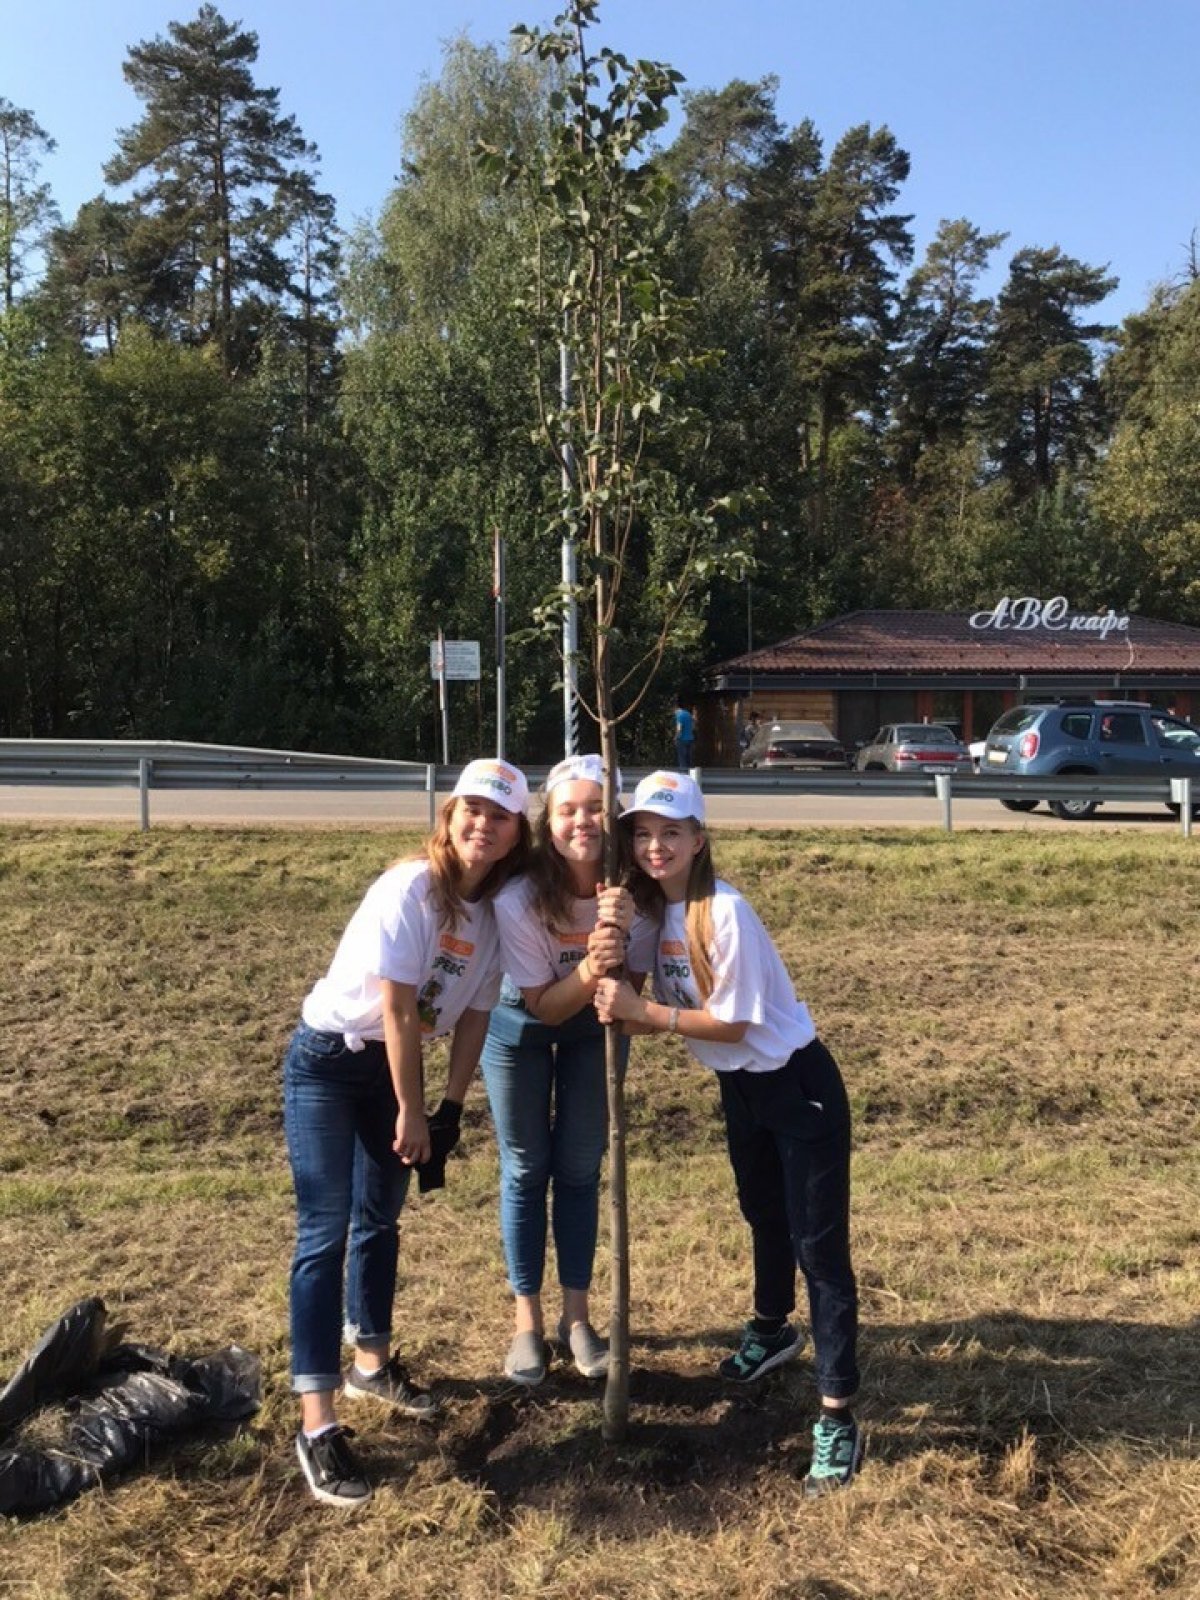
[713,609,1200,675]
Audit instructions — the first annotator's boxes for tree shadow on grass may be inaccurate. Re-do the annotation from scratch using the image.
[394,1310,1200,1539]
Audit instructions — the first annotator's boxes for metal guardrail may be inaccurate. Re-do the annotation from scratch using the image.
[0,740,1193,837]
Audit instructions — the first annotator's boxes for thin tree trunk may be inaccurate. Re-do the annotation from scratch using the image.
[600,705,629,1442]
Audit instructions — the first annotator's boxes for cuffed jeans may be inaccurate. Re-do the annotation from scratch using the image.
[283,1022,410,1393]
[717,1038,859,1399]
[481,993,613,1296]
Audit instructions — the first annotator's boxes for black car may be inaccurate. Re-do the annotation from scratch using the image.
[739,720,850,770]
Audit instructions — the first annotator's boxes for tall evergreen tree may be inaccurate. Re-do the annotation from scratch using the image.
[983,245,1116,495]
[891,217,1007,485]
[0,99,58,310]
[104,3,327,371]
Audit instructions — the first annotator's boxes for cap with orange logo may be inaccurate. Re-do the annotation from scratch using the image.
[625,770,705,824]
[452,758,530,815]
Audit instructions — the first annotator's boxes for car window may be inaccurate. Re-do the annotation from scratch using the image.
[991,707,1040,735]
[1151,715,1200,751]
[1060,712,1093,740]
[1098,712,1146,745]
[899,725,956,744]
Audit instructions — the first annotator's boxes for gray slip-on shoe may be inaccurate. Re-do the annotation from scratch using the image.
[557,1318,608,1379]
[503,1329,548,1386]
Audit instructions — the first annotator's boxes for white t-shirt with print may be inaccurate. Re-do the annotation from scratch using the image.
[302,860,503,1047]
[652,880,815,1073]
[493,874,656,991]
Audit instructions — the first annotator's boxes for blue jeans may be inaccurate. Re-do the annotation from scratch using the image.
[283,1022,411,1393]
[717,1039,859,1399]
[481,992,613,1296]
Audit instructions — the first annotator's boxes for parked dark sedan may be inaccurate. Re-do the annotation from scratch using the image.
[740,720,850,770]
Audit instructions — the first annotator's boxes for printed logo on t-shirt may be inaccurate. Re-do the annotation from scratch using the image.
[659,938,694,1007]
[556,929,590,967]
[417,977,444,1033]
[418,933,477,1034]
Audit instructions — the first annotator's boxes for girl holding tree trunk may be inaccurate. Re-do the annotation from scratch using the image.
[283,759,531,1507]
[482,755,652,1385]
[594,770,862,1495]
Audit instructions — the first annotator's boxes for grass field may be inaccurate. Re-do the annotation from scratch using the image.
[1,823,1198,1600]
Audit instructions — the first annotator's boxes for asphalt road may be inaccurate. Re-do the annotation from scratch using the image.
[0,784,1188,833]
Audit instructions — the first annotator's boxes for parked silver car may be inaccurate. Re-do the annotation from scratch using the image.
[740,720,850,770]
[855,723,975,774]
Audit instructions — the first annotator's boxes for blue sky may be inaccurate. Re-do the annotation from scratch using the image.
[6,0,1199,322]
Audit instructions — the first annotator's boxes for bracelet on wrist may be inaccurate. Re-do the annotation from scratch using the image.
[668,1006,680,1034]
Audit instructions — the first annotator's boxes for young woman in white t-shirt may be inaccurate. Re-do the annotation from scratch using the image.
[482,755,651,1387]
[594,770,862,1496]
[284,759,531,1507]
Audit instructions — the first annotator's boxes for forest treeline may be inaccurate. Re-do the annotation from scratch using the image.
[3,6,1199,759]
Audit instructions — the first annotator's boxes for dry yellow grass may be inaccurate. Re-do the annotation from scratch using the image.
[1,823,1198,1599]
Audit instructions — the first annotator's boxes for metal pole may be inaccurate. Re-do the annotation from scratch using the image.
[426,763,437,832]
[935,773,953,833]
[138,758,151,832]
[437,627,450,766]
[561,339,580,756]
[494,529,506,759]
[1172,776,1193,839]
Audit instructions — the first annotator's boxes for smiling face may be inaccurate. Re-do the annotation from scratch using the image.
[547,779,604,866]
[629,812,705,901]
[449,794,522,883]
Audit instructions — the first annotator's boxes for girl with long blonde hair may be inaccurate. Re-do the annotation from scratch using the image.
[595,770,862,1496]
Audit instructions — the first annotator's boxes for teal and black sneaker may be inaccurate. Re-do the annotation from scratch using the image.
[803,1412,863,1496]
[717,1321,803,1382]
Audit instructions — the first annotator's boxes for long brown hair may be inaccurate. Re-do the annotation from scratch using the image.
[526,792,604,933]
[401,797,531,931]
[624,819,718,1002]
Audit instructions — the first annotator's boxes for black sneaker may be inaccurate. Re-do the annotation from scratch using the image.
[295,1426,372,1507]
[343,1354,439,1419]
[718,1321,803,1382]
[803,1412,863,1497]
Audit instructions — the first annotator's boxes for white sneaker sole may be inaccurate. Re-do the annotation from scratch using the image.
[295,1435,373,1508]
[342,1378,439,1418]
[720,1331,803,1382]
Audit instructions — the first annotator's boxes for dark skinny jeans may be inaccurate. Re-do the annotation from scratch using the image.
[716,1037,859,1399]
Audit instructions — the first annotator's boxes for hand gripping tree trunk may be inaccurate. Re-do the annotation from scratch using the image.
[483,0,746,1440]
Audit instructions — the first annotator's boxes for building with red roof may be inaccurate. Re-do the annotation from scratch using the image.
[702,602,1200,763]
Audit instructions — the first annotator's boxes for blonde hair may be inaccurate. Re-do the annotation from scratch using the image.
[400,796,531,930]
[625,819,718,1003]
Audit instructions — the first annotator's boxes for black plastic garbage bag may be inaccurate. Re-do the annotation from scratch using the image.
[0,1296,117,1433]
[0,1298,260,1516]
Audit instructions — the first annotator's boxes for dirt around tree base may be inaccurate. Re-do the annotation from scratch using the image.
[425,1355,819,1539]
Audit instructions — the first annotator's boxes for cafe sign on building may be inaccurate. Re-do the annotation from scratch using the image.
[700,606,1200,766]
[969,596,1130,639]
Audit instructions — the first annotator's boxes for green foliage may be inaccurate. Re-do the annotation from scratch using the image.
[4,3,1200,755]
[0,99,58,311]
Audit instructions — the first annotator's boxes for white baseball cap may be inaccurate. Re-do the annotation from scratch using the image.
[543,754,623,796]
[452,758,530,815]
[625,770,705,824]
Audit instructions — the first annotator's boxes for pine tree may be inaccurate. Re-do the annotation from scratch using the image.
[0,99,58,310]
[104,3,327,371]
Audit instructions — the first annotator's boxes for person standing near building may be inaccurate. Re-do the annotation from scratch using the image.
[674,700,696,770]
[594,770,862,1496]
